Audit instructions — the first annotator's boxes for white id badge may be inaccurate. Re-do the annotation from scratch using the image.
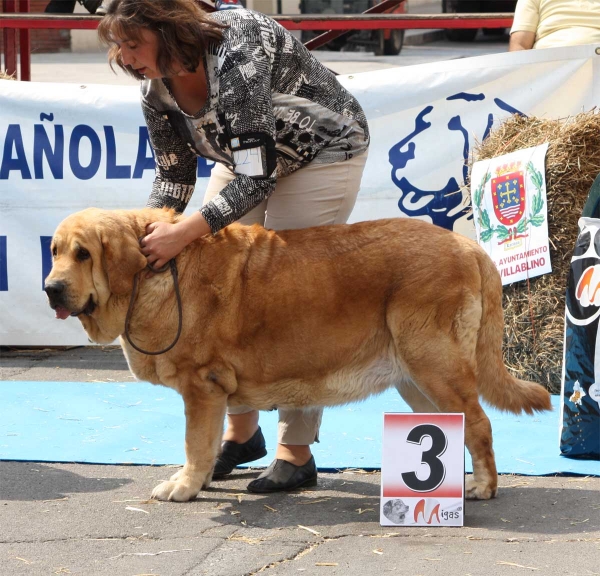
[233,146,265,177]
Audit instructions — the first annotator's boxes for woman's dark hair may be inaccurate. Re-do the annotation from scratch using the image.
[98,0,227,80]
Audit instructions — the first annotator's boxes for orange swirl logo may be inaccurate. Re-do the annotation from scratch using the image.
[576,265,600,307]
[414,499,440,524]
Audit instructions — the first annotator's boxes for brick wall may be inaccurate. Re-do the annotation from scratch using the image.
[1,0,71,58]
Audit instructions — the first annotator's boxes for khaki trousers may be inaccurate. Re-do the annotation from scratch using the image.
[203,151,368,444]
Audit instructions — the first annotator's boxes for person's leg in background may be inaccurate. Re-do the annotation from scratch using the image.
[80,0,102,13]
[95,0,114,16]
[202,164,270,477]
[45,0,104,14]
[203,152,369,491]
[44,0,77,13]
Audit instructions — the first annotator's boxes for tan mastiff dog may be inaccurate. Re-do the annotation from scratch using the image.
[44,208,551,502]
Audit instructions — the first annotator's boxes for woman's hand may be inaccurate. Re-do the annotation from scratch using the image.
[141,212,212,272]
[141,221,188,271]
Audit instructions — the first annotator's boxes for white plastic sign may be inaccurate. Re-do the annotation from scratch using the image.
[381,413,465,527]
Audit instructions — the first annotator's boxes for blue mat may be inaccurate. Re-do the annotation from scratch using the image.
[0,382,597,476]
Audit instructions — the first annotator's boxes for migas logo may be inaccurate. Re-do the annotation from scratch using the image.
[388,92,525,233]
[414,499,462,524]
[414,498,441,525]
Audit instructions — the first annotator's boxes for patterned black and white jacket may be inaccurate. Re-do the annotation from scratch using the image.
[142,8,370,233]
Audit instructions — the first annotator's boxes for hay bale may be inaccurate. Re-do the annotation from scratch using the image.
[470,111,600,393]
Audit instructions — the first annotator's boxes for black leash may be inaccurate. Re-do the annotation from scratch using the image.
[124,258,183,355]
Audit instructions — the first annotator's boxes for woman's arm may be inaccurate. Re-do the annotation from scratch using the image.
[142,99,199,213]
[509,0,538,52]
[141,99,206,269]
[197,13,278,234]
[509,30,536,51]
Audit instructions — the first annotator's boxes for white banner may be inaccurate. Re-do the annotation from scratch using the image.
[471,144,552,285]
[1,44,599,345]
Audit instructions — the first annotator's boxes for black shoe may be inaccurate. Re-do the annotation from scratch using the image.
[247,456,318,493]
[80,0,102,14]
[212,427,267,479]
[95,1,111,15]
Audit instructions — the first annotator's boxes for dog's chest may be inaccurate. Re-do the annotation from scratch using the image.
[121,345,165,386]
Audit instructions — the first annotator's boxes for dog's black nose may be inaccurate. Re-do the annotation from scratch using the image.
[44,281,66,300]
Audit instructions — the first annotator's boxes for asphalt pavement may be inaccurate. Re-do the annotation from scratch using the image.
[23,34,511,84]
[1,347,599,576]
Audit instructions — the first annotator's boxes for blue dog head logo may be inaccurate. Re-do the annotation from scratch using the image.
[388,92,525,233]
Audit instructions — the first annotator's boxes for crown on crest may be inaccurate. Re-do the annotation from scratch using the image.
[495,161,522,177]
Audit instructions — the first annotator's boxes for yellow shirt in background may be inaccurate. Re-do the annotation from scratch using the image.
[511,0,600,49]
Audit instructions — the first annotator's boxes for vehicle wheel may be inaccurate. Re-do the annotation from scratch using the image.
[326,36,347,51]
[442,0,479,43]
[301,30,348,52]
[482,27,507,37]
[383,29,404,55]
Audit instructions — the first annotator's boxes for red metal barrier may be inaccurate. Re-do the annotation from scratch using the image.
[18,0,30,81]
[1,9,514,81]
[305,0,406,52]
[1,0,30,80]
[0,13,515,30]
[279,14,514,30]
[2,0,17,78]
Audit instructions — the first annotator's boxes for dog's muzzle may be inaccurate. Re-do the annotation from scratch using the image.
[44,280,67,307]
[45,281,96,319]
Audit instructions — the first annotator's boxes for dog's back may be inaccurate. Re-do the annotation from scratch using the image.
[205,217,549,414]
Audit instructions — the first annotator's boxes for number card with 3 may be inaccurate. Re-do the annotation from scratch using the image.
[380,413,465,527]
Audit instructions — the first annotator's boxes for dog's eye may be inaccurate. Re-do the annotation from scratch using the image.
[77,248,90,262]
[52,245,57,257]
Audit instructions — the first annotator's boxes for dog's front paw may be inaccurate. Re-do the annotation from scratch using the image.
[168,466,212,487]
[151,480,200,502]
[169,468,183,481]
[465,475,497,500]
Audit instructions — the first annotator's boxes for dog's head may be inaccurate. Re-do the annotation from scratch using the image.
[383,498,409,524]
[44,208,148,341]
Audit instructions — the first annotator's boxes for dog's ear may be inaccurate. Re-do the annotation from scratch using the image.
[101,230,147,296]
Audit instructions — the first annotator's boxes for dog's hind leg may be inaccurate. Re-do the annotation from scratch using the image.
[395,380,438,413]
[152,384,228,502]
[462,408,497,500]
[390,317,498,499]
[400,354,498,500]
[388,287,498,499]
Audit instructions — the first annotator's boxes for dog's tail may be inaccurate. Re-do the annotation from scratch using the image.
[475,250,551,415]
